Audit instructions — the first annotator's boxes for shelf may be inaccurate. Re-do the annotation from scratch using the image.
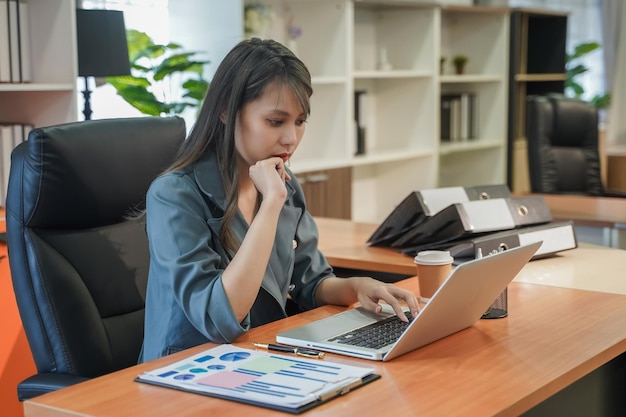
[311,76,349,85]
[507,8,568,194]
[0,83,75,92]
[354,70,432,79]
[439,139,504,155]
[246,1,510,222]
[515,73,567,82]
[352,149,435,166]
[0,0,77,128]
[440,74,505,83]
[290,158,352,175]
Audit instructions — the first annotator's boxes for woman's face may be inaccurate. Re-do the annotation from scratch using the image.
[234,82,307,167]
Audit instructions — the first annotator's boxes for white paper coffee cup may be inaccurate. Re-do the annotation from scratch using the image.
[414,250,454,303]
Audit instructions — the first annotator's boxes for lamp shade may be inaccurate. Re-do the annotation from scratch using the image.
[76,9,131,77]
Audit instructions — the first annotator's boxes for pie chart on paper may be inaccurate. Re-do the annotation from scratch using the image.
[219,351,251,362]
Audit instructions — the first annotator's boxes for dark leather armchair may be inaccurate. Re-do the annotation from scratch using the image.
[5,116,185,401]
[526,93,625,197]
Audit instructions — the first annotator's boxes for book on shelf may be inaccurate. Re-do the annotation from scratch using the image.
[135,344,380,414]
[17,0,30,81]
[5,0,30,83]
[354,90,368,156]
[7,0,19,82]
[1,122,31,205]
[440,92,478,142]
[0,0,11,82]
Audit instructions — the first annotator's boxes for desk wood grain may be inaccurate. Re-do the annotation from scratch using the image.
[315,217,416,276]
[315,216,626,295]
[24,280,626,417]
[539,194,626,228]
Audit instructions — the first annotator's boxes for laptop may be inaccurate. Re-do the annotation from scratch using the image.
[277,241,542,361]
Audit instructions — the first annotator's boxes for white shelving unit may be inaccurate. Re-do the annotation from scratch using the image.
[438,6,509,188]
[0,0,78,128]
[244,0,511,223]
[1,1,510,222]
[351,2,439,222]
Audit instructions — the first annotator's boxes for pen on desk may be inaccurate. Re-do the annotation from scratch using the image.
[252,342,325,359]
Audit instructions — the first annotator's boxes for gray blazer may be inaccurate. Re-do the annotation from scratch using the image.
[140,152,334,362]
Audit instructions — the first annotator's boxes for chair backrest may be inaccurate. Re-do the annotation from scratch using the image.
[6,117,185,382]
[526,93,603,195]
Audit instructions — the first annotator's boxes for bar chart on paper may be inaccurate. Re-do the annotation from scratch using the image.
[135,344,378,412]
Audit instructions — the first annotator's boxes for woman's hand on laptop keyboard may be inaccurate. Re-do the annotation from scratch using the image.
[353,278,419,322]
[315,277,419,323]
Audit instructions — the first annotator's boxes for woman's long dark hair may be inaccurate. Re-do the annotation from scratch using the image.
[165,38,313,256]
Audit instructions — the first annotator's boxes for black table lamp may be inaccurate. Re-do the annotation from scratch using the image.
[76,9,131,120]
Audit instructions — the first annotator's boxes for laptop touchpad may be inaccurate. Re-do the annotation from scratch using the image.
[283,307,394,341]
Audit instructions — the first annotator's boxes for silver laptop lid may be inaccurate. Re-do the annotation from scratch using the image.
[277,241,542,361]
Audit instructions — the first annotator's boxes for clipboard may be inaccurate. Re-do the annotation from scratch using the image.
[135,344,381,414]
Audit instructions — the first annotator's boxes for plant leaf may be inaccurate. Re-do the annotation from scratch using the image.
[183,78,209,101]
[154,58,209,81]
[106,75,151,89]
[571,42,600,60]
[590,93,611,110]
[107,29,210,116]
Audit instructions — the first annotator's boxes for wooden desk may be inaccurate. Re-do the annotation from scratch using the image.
[538,194,626,249]
[315,216,626,294]
[607,145,626,191]
[315,217,416,276]
[538,194,626,229]
[23,278,626,417]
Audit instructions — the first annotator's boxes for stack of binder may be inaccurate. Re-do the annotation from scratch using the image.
[368,184,512,247]
[368,184,577,260]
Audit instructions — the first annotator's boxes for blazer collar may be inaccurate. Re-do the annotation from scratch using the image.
[193,152,297,211]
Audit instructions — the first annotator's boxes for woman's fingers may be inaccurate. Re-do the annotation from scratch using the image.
[358,283,419,323]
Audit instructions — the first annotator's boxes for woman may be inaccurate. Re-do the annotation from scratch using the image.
[140,38,418,362]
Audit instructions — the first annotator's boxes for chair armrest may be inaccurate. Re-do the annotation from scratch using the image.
[17,373,91,402]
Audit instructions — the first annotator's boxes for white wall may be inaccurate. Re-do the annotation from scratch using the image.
[169,0,243,81]
[168,0,244,131]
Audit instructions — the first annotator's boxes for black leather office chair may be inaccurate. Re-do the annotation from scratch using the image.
[526,93,625,197]
[5,116,185,401]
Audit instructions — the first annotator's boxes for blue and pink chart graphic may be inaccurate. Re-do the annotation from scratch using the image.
[137,344,376,409]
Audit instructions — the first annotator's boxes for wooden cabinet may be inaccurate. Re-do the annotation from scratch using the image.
[607,153,626,192]
[0,0,78,127]
[297,167,352,219]
[507,8,568,193]
[245,1,511,222]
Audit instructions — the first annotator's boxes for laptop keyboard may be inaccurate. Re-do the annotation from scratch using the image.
[327,311,413,350]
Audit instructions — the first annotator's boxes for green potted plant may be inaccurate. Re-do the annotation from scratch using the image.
[452,54,468,75]
[440,56,446,75]
[566,41,611,109]
[106,29,210,116]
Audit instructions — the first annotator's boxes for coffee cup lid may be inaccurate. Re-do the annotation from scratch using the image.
[414,250,453,266]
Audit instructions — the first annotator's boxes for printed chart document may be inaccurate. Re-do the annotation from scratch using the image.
[135,344,380,414]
